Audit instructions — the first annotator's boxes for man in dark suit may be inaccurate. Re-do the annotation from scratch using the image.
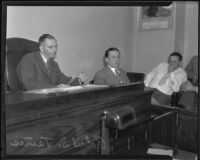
[93,47,130,86]
[185,55,198,85]
[17,34,87,90]
[178,55,198,109]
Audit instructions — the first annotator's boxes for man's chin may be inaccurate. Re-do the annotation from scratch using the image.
[110,64,119,68]
[50,57,55,60]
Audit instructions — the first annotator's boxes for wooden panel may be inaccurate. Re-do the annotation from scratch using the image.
[149,105,198,153]
[154,114,176,147]
[176,108,197,153]
[148,106,177,148]
[5,83,156,155]
[7,116,101,155]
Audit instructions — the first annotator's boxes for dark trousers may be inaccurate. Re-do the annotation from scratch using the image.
[152,89,171,105]
[179,91,197,110]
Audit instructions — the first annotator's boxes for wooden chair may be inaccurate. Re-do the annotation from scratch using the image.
[126,72,145,83]
[6,38,39,91]
[90,72,145,84]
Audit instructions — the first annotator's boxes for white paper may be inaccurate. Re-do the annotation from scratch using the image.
[147,148,173,156]
[25,84,109,94]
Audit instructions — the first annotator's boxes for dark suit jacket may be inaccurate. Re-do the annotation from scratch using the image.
[17,50,79,90]
[93,66,130,86]
[185,55,198,84]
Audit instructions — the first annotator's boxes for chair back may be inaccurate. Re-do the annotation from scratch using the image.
[127,72,145,83]
[6,38,39,91]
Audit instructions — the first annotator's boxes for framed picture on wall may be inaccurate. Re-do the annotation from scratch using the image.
[137,3,175,31]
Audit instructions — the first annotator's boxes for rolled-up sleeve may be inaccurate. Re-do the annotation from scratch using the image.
[144,64,160,87]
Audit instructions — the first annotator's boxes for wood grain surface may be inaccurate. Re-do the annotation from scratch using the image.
[5,83,155,155]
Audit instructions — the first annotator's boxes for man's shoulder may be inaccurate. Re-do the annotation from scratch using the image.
[173,67,187,77]
[192,55,198,59]
[176,67,186,74]
[21,50,39,61]
[95,67,108,76]
[153,62,167,70]
[192,55,198,62]
[158,62,167,67]
[118,67,126,72]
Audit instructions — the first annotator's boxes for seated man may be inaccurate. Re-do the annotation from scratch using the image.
[178,81,198,110]
[144,52,187,105]
[17,34,87,90]
[185,55,198,85]
[181,81,198,93]
[177,55,198,109]
[93,47,130,86]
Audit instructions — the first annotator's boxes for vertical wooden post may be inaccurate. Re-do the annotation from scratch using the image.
[101,110,110,155]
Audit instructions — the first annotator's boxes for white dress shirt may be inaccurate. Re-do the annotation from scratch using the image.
[108,66,123,83]
[144,63,187,95]
[109,66,117,75]
[40,52,48,66]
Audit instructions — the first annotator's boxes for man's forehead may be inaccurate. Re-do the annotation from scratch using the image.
[108,51,120,57]
[169,56,179,61]
[43,38,57,45]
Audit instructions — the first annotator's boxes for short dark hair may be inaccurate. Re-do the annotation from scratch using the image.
[39,34,56,45]
[169,52,183,61]
[105,47,120,58]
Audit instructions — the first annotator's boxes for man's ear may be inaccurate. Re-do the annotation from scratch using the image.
[105,57,108,64]
[180,61,183,67]
[39,45,43,52]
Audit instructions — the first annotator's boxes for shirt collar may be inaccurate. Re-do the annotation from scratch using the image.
[108,65,115,70]
[40,52,48,64]
[108,65,118,75]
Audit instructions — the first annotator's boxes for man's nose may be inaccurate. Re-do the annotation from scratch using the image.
[53,47,57,52]
[116,59,120,63]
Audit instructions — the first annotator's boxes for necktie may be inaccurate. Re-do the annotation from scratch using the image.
[158,73,169,86]
[115,68,123,84]
[46,60,51,73]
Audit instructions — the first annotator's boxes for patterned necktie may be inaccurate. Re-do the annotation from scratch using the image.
[115,68,123,84]
[46,60,51,73]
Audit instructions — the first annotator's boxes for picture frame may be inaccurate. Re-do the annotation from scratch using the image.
[137,3,175,31]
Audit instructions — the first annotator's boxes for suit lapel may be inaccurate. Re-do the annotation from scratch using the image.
[105,66,120,83]
[106,66,124,84]
[35,51,51,76]
[105,66,116,77]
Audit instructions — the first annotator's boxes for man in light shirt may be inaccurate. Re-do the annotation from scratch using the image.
[17,34,87,90]
[93,47,130,86]
[144,52,187,105]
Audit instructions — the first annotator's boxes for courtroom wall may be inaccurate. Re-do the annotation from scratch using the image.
[132,6,176,74]
[174,1,198,67]
[132,2,198,74]
[6,4,198,79]
[6,6,134,82]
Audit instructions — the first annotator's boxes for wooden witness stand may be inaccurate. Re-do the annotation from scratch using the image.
[4,83,198,157]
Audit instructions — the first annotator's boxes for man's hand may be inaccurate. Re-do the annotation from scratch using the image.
[76,72,87,83]
[192,75,198,84]
[168,65,176,73]
[180,81,195,91]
